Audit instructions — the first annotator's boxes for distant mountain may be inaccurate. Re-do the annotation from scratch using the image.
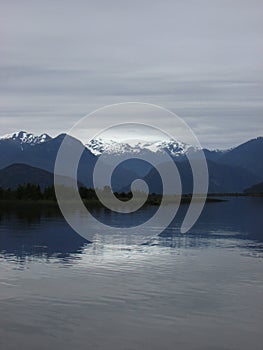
[0,132,97,187]
[0,131,262,194]
[219,137,263,178]
[188,148,225,163]
[86,137,194,157]
[100,136,263,193]
[174,137,263,177]
[0,131,51,146]
[140,159,261,194]
[86,137,195,177]
[244,181,263,194]
[0,132,142,191]
[0,163,82,190]
[207,159,261,193]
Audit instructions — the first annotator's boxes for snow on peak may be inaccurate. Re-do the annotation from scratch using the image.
[86,137,195,157]
[0,131,52,145]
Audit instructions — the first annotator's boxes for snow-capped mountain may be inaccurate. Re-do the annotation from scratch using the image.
[86,137,195,158]
[0,131,51,145]
[0,130,262,193]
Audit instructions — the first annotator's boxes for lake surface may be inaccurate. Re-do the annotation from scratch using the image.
[0,197,263,350]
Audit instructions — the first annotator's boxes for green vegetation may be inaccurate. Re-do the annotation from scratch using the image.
[0,184,56,201]
[0,184,150,203]
[0,183,229,206]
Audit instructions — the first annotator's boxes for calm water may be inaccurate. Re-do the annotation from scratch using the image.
[0,197,263,350]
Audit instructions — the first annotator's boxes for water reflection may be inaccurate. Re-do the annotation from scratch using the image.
[0,198,263,350]
[0,197,262,266]
[0,203,89,265]
[158,197,263,253]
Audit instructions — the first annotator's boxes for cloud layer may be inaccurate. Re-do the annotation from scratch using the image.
[1,0,263,148]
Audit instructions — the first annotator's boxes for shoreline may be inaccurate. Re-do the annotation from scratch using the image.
[0,192,261,207]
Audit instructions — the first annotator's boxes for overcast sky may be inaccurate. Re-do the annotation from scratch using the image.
[1,0,263,148]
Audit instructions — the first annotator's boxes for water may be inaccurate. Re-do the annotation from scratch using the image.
[0,197,263,350]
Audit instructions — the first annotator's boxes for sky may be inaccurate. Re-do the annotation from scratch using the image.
[0,0,263,149]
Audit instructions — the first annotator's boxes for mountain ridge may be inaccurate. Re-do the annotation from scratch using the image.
[0,131,262,193]
[0,131,52,146]
[0,163,84,190]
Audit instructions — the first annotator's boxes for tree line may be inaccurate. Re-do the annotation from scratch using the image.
[0,184,99,201]
[0,184,136,201]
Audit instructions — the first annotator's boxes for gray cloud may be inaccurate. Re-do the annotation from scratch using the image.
[0,0,262,148]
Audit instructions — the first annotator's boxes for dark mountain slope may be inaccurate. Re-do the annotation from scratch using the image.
[142,159,261,194]
[0,163,81,190]
[244,181,263,194]
[219,137,263,178]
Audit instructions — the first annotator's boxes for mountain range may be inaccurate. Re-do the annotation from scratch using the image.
[244,181,263,194]
[0,131,262,194]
